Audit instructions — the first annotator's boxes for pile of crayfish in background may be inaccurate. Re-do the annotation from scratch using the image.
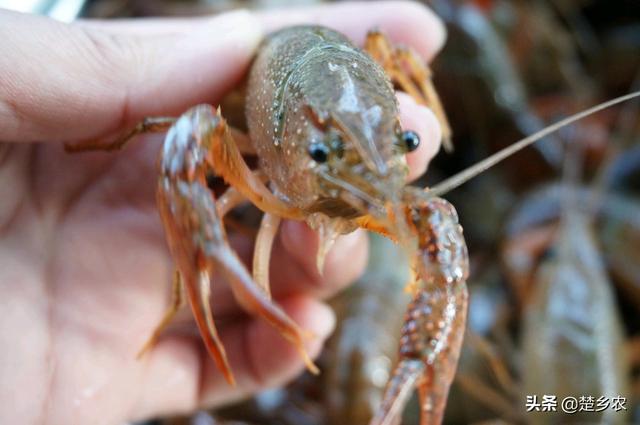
[74,0,640,424]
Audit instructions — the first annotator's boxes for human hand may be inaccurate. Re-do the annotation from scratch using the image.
[0,3,445,424]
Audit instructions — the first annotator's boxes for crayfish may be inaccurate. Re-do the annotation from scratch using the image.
[66,24,639,425]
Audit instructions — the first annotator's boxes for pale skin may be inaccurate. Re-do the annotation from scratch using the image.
[0,2,445,424]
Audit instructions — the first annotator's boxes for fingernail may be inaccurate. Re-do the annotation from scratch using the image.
[307,301,337,339]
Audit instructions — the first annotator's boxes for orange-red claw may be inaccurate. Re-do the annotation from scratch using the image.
[370,195,469,425]
[155,106,315,385]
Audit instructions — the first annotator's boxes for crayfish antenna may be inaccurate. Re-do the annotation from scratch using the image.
[369,360,424,425]
[428,90,640,197]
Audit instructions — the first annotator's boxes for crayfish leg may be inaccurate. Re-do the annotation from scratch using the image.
[217,186,247,217]
[355,215,394,239]
[252,213,281,299]
[363,30,452,152]
[136,270,186,359]
[64,117,176,152]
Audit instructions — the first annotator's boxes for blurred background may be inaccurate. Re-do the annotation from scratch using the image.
[4,0,639,423]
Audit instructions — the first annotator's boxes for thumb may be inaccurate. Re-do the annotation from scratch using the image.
[0,9,263,143]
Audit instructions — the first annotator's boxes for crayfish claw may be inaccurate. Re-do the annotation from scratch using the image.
[370,359,424,425]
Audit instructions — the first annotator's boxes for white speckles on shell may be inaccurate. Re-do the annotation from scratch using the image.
[246,26,400,210]
[161,106,214,176]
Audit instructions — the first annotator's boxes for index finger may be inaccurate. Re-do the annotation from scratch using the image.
[0,1,445,145]
[260,1,446,61]
[82,1,445,62]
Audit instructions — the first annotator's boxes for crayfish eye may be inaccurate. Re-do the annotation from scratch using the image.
[401,130,420,152]
[308,142,330,163]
